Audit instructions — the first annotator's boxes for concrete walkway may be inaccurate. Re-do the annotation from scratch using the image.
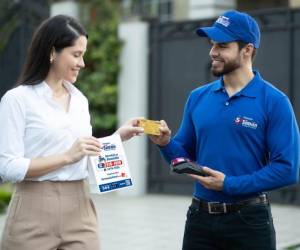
[1,194,300,250]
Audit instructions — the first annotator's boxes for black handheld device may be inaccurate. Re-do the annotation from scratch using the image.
[170,157,208,177]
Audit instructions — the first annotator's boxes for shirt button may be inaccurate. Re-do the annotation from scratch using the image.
[225,101,229,106]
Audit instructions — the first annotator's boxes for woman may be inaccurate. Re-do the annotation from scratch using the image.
[0,15,143,250]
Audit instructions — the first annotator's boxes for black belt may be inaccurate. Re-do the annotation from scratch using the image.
[192,194,268,214]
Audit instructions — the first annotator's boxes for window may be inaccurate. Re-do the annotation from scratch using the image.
[122,0,174,22]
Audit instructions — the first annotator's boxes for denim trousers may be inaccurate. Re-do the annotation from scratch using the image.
[182,202,276,250]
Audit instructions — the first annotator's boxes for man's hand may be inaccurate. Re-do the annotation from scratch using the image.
[189,167,225,191]
[148,120,171,146]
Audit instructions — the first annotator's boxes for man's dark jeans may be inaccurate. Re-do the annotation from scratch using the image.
[182,202,276,250]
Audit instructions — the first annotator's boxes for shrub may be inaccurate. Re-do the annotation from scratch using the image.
[0,184,12,214]
[77,0,122,137]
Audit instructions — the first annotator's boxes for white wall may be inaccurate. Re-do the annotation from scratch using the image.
[188,0,236,20]
[50,0,79,18]
[117,21,149,196]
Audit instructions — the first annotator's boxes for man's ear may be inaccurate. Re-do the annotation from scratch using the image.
[243,44,254,59]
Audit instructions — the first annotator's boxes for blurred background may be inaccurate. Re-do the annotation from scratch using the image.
[1,0,300,249]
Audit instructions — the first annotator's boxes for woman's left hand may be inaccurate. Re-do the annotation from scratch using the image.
[115,117,144,141]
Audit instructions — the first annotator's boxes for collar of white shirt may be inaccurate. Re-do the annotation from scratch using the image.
[34,81,78,98]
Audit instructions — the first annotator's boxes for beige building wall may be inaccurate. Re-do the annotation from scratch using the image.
[290,0,300,7]
[173,0,189,21]
[173,0,236,20]
[173,0,300,21]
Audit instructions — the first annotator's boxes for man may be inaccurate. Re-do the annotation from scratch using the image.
[149,10,300,250]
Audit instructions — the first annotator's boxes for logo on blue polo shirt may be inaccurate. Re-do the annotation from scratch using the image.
[234,116,257,129]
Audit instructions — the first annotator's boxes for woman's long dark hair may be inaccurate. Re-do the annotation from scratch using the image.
[18,15,88,86]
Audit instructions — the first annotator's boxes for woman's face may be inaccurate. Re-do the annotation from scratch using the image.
[50,35,87,83]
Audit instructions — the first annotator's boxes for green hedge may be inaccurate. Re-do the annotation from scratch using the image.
[77,0,122,137]
[0,185,12,214]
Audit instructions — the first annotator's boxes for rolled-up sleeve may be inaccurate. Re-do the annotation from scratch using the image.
[0,92,30,183]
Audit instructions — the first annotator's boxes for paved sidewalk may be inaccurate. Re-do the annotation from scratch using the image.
[1,194,300,249]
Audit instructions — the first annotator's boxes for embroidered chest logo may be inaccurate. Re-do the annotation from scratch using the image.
[234,116,258,129]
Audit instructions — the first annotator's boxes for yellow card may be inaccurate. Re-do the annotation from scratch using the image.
[138,119,161,136]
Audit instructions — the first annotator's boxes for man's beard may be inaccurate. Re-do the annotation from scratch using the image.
[211,58,241,77]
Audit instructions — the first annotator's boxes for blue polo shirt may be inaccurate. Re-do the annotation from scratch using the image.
[160,71,300,202]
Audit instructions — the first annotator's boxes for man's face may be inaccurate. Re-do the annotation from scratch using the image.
[209,41,242,77]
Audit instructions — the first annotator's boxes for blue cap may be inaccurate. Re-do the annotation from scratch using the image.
[196,10,260,48]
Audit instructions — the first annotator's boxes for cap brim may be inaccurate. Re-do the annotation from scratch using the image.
[196,26,236,43]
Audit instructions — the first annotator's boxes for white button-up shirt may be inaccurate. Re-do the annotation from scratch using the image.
[0,81,92,182]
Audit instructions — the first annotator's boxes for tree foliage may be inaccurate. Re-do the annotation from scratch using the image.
[0,0,19,54]
[77,0,122,137]
[0,185,12,214]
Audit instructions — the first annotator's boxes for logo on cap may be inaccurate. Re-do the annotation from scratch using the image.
[216,16,230,27]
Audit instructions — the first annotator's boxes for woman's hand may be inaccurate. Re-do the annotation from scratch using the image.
[64,136,102,164]
[27,136,102,178]
[115,118,144,141]
[148,120,171,146]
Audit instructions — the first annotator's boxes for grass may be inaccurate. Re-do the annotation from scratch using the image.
[0,183,12,213]
[286,246,300,250]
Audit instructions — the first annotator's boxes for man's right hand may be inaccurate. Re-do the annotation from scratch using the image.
[148,120,171,146]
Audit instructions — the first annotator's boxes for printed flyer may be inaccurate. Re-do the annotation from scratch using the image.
[88,134,133,194]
